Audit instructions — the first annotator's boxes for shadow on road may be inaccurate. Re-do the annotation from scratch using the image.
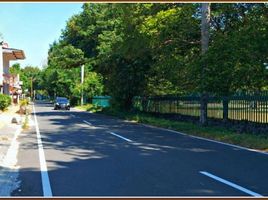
[10,102,267,197]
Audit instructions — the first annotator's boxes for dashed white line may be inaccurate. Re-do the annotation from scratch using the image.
[107,131,133,142]
[200,171,263,197]
[142,123,268,156]
[33,104,53,197]
[83,120,92,126]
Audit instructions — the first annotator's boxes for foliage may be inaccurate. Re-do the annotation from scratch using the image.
[40,3,268,109]
[0,94,11,111]
[48,44,86,69]
[19,98,29,107]
[75,103,103,112]
[192,4,268,95]
[10,63,42,94]
[72,72,103,99]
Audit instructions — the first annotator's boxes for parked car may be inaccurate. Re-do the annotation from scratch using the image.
[54,97,70,110]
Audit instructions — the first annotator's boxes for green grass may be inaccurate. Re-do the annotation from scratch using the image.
[75,103,103,113]
[97,107,268,152]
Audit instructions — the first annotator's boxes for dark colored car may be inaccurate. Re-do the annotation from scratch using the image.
[54,97,70,110]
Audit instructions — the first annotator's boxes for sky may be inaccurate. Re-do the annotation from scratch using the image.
[0,3,83,68]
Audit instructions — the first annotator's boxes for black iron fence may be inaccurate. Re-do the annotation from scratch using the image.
[133,92,268,124]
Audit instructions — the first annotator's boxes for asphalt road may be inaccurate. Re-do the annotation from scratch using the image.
[12,101,268,196]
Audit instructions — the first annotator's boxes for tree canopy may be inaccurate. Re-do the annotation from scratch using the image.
[38,3,267,109]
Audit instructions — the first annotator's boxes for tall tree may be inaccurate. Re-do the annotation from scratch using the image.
[200,3,210,125]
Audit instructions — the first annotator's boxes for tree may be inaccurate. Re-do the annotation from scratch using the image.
[48,44,86,69]
[42,3,268,110]
[200,3,211,125]
[72,72,103,100]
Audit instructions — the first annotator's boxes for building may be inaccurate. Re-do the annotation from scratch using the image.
[0,42,25,103]
[0,42,26,103]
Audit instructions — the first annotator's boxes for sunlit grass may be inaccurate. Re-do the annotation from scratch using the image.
[75,103,103,113]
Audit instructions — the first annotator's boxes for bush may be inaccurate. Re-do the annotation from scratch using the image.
[19,98,29,115]
[19,98,29,107]
[0,94,11,111]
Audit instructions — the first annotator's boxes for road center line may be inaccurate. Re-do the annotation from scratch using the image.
[200,171,262,197]
[107,131,133,142]
[33,104,53,197]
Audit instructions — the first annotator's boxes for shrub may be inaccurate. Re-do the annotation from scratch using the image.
[19,98,29,115]
[0,94,11,111]
[19,98,29,107]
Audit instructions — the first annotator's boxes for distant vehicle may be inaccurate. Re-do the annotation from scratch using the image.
[54,97,70,110]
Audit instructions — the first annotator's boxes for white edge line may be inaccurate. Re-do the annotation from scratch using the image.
[1,125,21,168]
[107,131,133,142]
[33,104,53,197]
[200,171,263,197]
[141,123,268,156]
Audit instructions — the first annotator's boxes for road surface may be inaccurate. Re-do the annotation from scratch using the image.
[12,102,268,196]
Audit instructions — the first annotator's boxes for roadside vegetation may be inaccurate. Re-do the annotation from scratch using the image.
[75,103,102,113]
[11,3,267,107]
[12,4,268,146]
[0,94,11,111]
[19,99,30,130]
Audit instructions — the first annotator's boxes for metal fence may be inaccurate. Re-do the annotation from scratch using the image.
[133,92,268,124]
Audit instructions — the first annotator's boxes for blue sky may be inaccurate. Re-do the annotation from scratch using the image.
[0,3,83,68]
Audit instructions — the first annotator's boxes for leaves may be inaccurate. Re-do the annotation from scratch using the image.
[39,3,268,108]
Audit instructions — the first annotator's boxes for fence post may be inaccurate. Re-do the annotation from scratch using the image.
[223,96,228,123]
[200,93,208,125]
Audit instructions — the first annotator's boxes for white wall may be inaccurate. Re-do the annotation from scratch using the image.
[2,50,10,95]
[3,55,9,74]
[0,45,3,90]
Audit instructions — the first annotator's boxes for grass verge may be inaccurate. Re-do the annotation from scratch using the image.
[77,104,268,152]
[75,104,103,113]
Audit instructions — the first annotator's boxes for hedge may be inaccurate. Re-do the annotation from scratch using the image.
[0,94,11,111]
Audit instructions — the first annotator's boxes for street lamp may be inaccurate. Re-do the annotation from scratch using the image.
[81,65,84,105]
[30,77,36,101]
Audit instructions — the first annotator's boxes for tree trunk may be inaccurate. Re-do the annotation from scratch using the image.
[201,3,210,55]
[200,93,208,125]
[223,96,229,123]
[200,3,210,125]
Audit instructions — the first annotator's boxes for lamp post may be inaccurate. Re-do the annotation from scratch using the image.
[81,65,84,105]
[30,77,36,101]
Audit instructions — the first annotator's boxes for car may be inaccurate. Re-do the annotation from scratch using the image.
[54,97,70,110]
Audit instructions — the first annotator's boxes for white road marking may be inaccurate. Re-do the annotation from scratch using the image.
[33,104,53,197]
[107,131,133,142]
[142,123,268,156]
[1,126,21,169]
[200,171,263,197]
[0,126,21,196]
[83,120,92,126]
[70,114,75,118]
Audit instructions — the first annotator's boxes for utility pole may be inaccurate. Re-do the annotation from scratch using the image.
[200,3,210,125]
[81,65,84,105]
